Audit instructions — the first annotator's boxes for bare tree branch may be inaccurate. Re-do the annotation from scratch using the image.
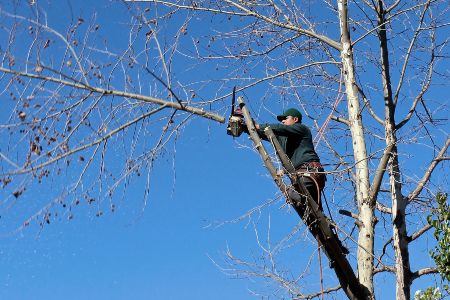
[369,142,395,204]
[406,137,450,203]
[411,267,439,281]
[396,42,436,129]
[331,115,350,126]
[409,224,432,242]
[356,84,384,125]
[0,67,225,123]
[374,265,396,274]
[133,0,343,50]
[376,202,392,214]
[392,0,432,106]
[1,105,168,176]
[294,285,341,300]
[0,10,89,84]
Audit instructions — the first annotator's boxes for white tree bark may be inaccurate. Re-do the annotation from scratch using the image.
[338,0,374,297]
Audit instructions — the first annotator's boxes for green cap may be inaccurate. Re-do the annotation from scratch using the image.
[277,108,302,122]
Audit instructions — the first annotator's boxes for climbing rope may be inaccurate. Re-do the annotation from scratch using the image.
[300,174,325,300]
[313,175,325,300]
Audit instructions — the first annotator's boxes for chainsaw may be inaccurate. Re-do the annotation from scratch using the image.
[226,86,245,137]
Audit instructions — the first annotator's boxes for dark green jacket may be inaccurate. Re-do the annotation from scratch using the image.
[258,122,320,169]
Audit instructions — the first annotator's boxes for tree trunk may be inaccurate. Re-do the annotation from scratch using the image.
[338,0,375,297]
[377,2,411,298]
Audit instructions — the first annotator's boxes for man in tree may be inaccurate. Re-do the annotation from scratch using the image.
[253,108,349,257]
[255,108,326,208]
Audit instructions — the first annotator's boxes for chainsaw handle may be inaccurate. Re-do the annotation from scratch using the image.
[231,86,236,115]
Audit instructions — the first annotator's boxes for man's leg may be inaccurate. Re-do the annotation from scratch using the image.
[288,179,349,257]
[301,176,321,209]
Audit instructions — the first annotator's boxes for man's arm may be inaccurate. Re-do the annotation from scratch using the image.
[259,123,304,137]
[255,123,269,141]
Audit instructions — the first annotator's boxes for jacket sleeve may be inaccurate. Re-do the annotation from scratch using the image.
[256,126,269,141]
[260,123,304,138]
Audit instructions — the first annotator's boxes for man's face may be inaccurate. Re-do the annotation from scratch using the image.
[281,116,298,126]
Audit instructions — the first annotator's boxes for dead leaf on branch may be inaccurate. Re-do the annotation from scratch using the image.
[13,188,25,198]
[180,25,187,35]
[18,111,26,121]
[35,65,43,73]
[2,178,12,187]
[30,142,41,155]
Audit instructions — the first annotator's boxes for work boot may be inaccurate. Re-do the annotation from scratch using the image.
[338,240,350,255]
[332,232,349,255]
[329,260,335,269]
[329,225,349,255]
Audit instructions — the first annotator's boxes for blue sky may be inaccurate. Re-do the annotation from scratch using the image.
[0,118,304,299]
[0,121,264,299]
[0,0,448,299]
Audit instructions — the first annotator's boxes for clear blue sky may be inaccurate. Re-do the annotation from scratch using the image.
[0,1,448,299]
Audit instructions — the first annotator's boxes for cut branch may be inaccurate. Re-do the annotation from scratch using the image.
[339,209,364,227]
